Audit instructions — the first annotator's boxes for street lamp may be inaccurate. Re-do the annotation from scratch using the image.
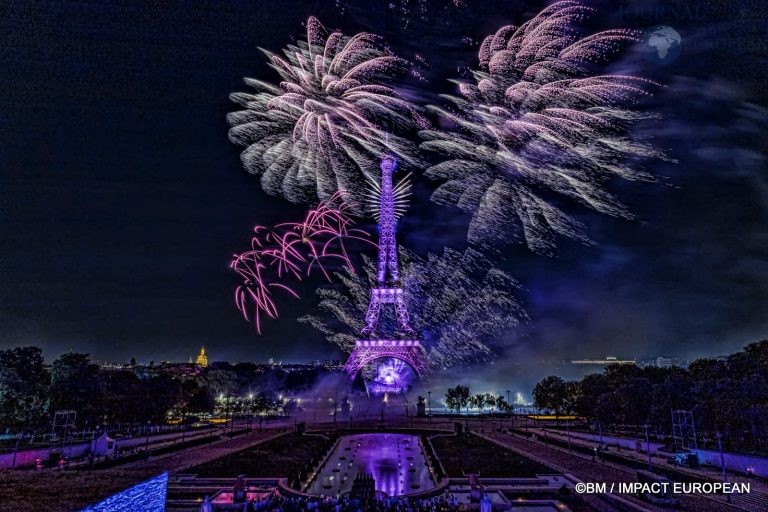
[506,390,511,430]
[223,395,229,435]
[247,394,254,430]
[179,414,187,467]
[716,432,730,502]
[598,422,604,450]
[428,391,432,424]
[11,434,20,470]
[144,421,151,459]
[642,424,653,472]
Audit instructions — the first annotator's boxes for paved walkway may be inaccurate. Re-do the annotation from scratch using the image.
[0,425,291,512]
[119,426,291,474]
[528,427,768,512]
[478,428,753,512]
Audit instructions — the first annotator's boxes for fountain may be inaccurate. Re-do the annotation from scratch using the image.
[305,433,435,498]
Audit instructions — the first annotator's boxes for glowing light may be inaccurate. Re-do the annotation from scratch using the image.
[82,472,168,511]
[231,192,371,333]
[228,17,426,212]
[302,246,526,369]
[301,153,526,369]
[420,1,667,254]
[367,358,414,394]
[330,155,429,385]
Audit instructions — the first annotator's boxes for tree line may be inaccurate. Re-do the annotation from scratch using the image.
[532,340,768,455]
[443,385,513,414]
[0,347,322,434]
[0,347,217,432]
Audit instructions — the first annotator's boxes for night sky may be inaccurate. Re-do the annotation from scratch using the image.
[2,1,767,390]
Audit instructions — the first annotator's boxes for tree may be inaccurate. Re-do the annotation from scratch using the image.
[494,395,512,414]
[444,387,461,414]
[528,341,768,455]
[458,386,470,415]
[733,340,768,373]
[50,352,100,426]
[198,369,238,398]
[484,393,497,412]
[563,381,581,416]
[574,373,606,420]
[188,388,216,414]
[99,369,143,426]
[0,347,50,431]
[445,385,470,415]
[533,376,567,416]
[469,393,485,413]
[142,374,183,423]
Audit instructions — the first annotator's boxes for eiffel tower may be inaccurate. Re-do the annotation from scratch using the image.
[343,155,429,378]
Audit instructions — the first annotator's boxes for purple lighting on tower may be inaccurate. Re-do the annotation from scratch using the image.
[369,359,414,394]
[343,155,428,384]
[360,155,415,338]
[376,156,400,283]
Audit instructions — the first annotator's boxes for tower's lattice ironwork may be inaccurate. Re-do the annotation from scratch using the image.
[343,155,428,378]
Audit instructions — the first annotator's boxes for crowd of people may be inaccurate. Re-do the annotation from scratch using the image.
[253,493,476,512]
[202,490,487,512]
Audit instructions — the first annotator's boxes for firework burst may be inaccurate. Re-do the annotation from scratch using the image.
[300,247,526,369]
[232,192,371,333]
[228,17,427,212]
[420,1,668,254]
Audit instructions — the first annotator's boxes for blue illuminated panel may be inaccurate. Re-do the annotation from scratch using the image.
[82,472,168,512]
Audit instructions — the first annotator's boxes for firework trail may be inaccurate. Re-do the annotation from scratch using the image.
[420,1,668,255]
[231,192,371,333]
[300,247,527,369]
[228,17,427,213]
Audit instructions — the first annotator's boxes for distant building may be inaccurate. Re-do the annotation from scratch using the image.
[638,356,689,368]
[570,356,636,366]
[195,347,208,367]
[100,362,134,371]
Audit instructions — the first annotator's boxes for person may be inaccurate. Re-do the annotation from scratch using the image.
[200,495,213,512]
[234,474,247,503]
[480,493,492,512]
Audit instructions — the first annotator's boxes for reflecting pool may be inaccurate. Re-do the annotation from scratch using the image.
[305,433,435,497]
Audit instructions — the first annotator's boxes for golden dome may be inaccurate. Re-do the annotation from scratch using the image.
[195,347,208,367]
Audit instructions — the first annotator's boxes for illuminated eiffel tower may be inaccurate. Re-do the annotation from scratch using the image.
[342,155,428,379]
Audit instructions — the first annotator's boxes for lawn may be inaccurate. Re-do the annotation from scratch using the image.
[188,433,331,478]
[430,434,552,477]
[0,469,155,512]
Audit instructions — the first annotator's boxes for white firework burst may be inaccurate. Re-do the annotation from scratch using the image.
[363,172,413,221]
[300,247,527,369]
[228,16,427,212]
[421,1,669,254]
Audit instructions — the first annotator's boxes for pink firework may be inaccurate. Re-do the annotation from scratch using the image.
[231,192,371,333]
